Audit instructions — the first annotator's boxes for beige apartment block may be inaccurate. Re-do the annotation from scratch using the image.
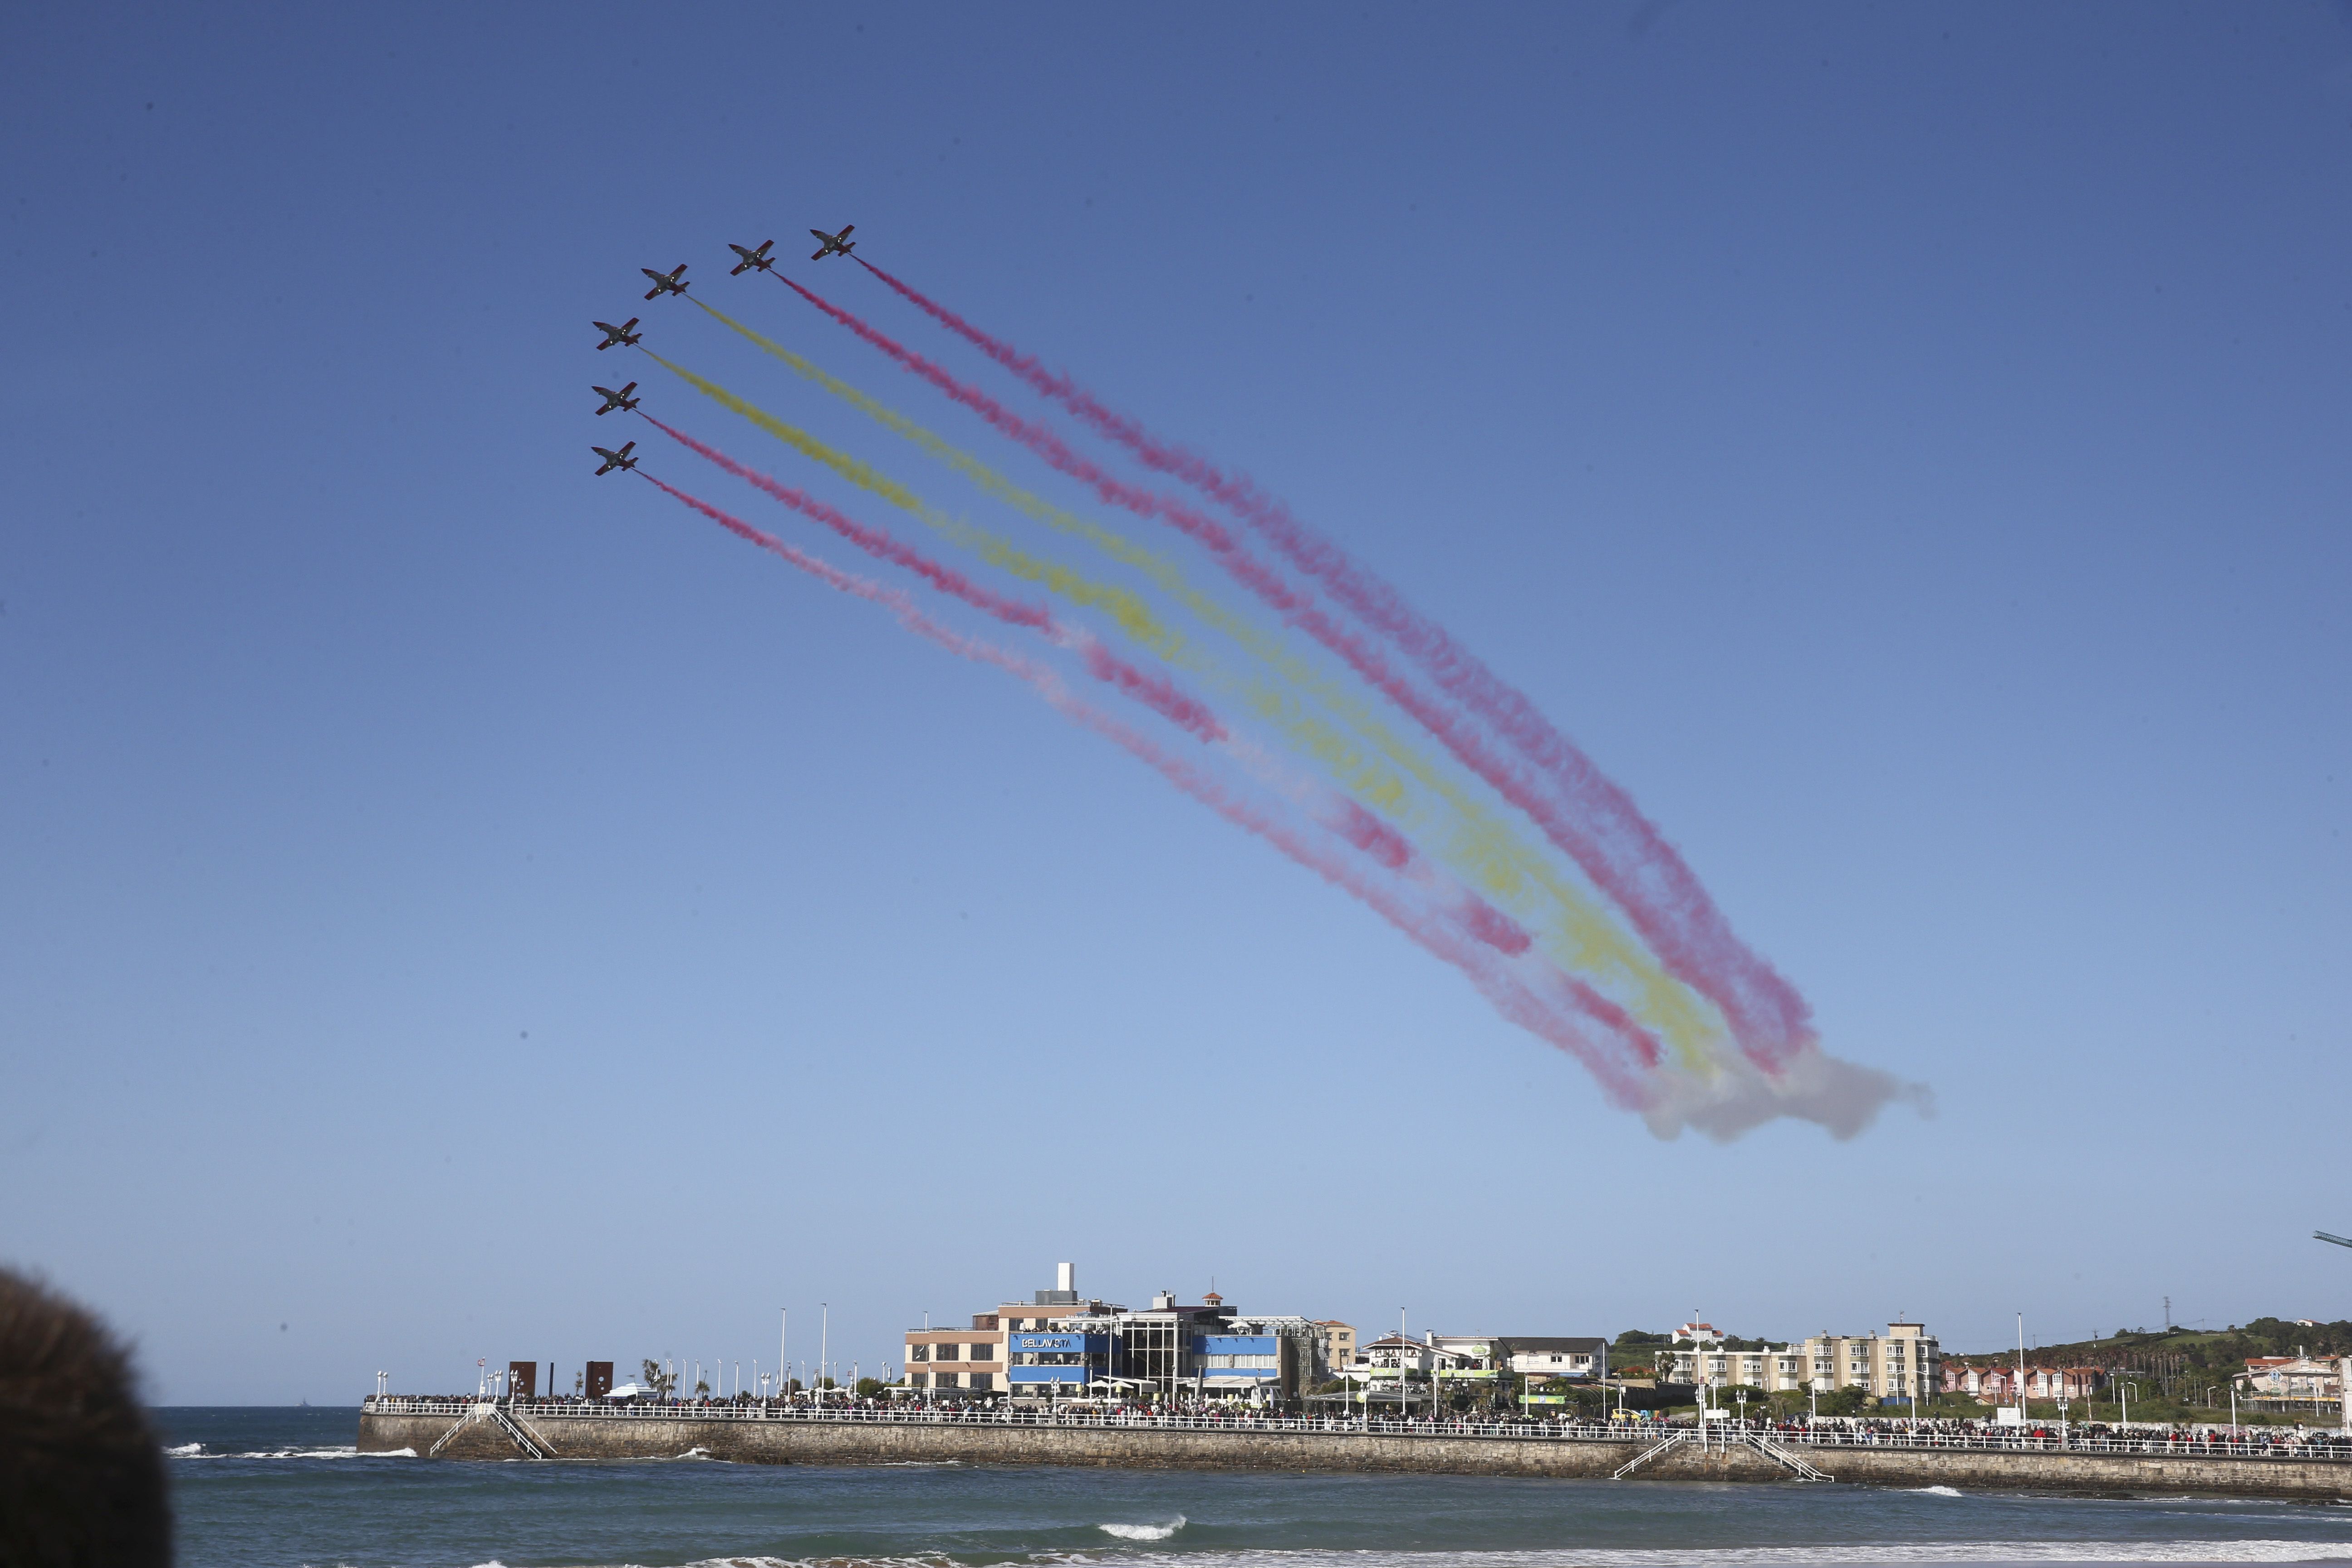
[903,1322,1008,1394]
[1800,1322,1939,1400]
[1667,1343,1810,1392]
[1316,1321,1357,1374]
[1665,1322,1938,1400]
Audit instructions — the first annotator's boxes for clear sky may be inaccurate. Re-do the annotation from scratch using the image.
[4,2,2348,1405]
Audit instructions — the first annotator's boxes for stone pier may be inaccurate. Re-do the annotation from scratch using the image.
[355,1408,2352,1502]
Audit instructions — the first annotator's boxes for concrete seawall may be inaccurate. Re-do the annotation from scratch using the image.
[357,1410,2352,1502]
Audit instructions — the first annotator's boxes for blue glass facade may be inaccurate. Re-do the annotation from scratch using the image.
[1006,1330,1110,1387]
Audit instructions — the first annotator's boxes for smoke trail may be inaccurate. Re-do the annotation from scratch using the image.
[854,260,1812,1078]
[765,278,1747,1063]
[1329,799,1412,871]
[640,469,1656,1114]
[1460,897,1535,958]
[645,354,1723,1066]
[645,351,1186,661]
[640,414,1050,632]
[642,423,1221,745]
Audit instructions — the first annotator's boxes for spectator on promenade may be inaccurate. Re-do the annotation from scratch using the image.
[0,1267,172,1568]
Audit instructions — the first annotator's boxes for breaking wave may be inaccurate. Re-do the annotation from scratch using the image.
[166,1444,412,1460]
[676,1546,2352,1568]
[1099,1518,1188,1542]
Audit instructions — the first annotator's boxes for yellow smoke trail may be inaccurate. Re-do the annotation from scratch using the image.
[645,352,1186,662]
[649,344,1721,1070]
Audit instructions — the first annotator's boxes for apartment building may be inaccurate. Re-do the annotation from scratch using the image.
[1800,1322,1940,1400]
[904,1320,1010,1394]
[1666,1342,1810,1392]
[1661,1321,1939,1401]
[1316,1321,1357,1374]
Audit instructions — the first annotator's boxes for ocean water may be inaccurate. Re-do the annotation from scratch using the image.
[157,1409,2352,1568]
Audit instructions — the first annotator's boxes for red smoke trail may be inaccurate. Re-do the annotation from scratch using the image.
[1556,974,1665,1071]
[854,261,1811,1074]
[1459,897,1535,958]
[1330,799,1412,871]
[1078,640,1225,744]
[646,417,1225,746]
[777,276,1240,556]
[642,469,1654,1112]
[643,413,1050,632]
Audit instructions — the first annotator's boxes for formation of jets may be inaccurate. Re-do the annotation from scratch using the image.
[597,225,857,472]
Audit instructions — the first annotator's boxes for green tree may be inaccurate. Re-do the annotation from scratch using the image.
[1811,1385,1870,1418]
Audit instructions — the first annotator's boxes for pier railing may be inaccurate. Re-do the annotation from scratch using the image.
[360,1396,2352,1463]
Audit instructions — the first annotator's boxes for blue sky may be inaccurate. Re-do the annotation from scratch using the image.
[4,2,2348,1405]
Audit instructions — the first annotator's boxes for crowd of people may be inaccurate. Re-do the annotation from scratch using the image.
[391,1387,2352,1458]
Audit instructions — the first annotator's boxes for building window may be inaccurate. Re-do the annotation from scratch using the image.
[909,1373,927,1388]
[936,1344,960,1361]
[969,1373,993,1391]
[910,1345,929,1361]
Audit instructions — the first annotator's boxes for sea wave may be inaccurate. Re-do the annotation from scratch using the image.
[170,1445,413,1460]
[1907,1486,1964,1497]
[1117,1548,2352,1567]
[676,1544,2352,1568]
[1100,1518,1187,1542]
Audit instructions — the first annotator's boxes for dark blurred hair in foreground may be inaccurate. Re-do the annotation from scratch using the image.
[0,1267,171,1568]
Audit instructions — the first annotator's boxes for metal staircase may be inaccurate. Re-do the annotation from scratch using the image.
[1742,1431,1832,1481]
[1612,1429,1687,1478]
[488,1402,553,1460]
[426,1400,555,1460]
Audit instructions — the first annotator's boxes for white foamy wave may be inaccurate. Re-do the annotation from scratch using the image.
[1112,1545,2352,1568]
[176,1445,415,1461]
[1908,1485,1964,1497]
[1100,1518,1187,1542]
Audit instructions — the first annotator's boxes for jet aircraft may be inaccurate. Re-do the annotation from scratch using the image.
[592,441,639,475]
[593,382,640,416]
[728,239,777,275]
[808,225,856,260]
[594,317,642,350]
[641,263,691,300]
